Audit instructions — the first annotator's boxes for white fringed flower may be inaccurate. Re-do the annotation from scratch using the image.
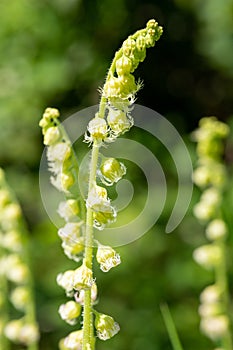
[96,245,121,272]
[94,312,120,340]
[84,117,108,144]
[73,264,94,290]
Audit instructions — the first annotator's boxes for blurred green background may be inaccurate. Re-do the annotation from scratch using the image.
[1,0,233,349]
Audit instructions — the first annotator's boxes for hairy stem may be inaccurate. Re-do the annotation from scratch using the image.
[83,142,100,350]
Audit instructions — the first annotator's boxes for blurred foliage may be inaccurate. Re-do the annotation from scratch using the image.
[1,0,233,349]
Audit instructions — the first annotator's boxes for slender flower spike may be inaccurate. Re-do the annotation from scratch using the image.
[96,245,121,272]
[94,312,120,340]
[102,19,162,106]
[40,20,163,350]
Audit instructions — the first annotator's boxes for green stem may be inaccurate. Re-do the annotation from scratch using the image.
[160,303,184,350]
[215,239,232,350]
[83,143,100,350]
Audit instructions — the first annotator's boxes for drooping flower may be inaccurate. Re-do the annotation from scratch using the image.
[96,245,121,272]
[58,301,82,325]
[94,312,120,340]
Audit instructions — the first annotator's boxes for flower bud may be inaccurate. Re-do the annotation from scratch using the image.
[57,270,75,296]
[4,319,23,342]
[99,158,126,186]
[47,143,71,164]
[107,108,133,135]
[43,107,60,120]
[58,301,82,325]
[205,219,227,241]
[3,203,21,223]
[10,286,30,311]
[116,55,132,75]
[122,37,136,58]
[44,126,60,146]
[58,222,82,243]
[62,238,84,262]
[86,185,109,212]
[94,312,120,340]
[39,107,60,130]
[61,173,75,191]
[200,285,221,304]
[87,117,108,140]
[193,244,222,270]
[96,245,121,272]
[5,255,29,283]
[200,315,229,341]
[73,264,93,290]
[193,201,215,221]
[201,188,221,205]
[60,330,83,350]
[93,207,117,230]
[199,302,223,318]
[2,230,22,252]
[58,200,79,221]
[135,36,146,61]
[192,166,210,187]
[19,323,39,345]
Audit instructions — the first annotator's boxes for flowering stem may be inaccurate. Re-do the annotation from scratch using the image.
[215,240,232,350]
[83,142,100,350]
[0,248,10,350]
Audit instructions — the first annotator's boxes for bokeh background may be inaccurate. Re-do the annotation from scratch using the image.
[1,0,233,349]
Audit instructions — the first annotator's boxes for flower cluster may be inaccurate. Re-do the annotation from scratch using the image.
[39,108,76,193]
[103,19,163,105]
[85,19,163,145]
[192,117,231,346]
[40,108,122,348]
[0,168,39,348]
[40,19,162,350]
